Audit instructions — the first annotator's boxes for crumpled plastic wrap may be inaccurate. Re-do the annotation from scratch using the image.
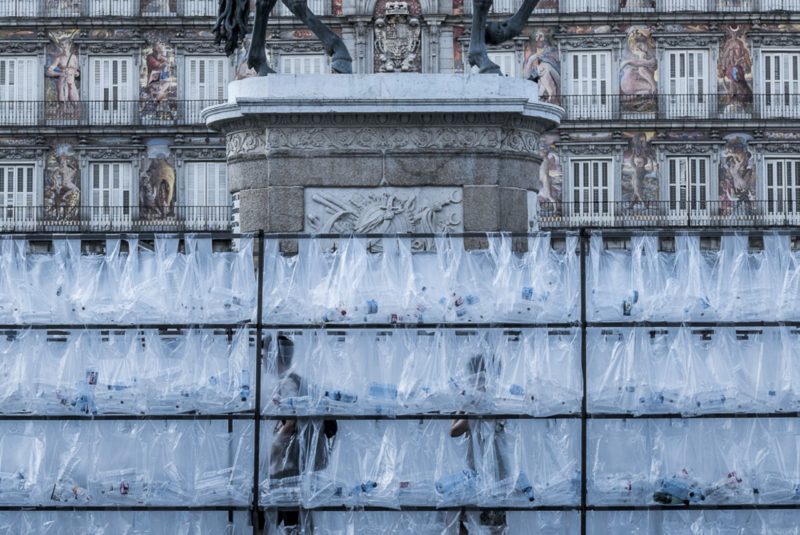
[588,327,800,415]
[260,418,579,509]
[0,511,246,534]
[0,420,252,506]
[589,418,800,506]
[262,329,581,417]
[0,235,256,324]
[588,232,799,322]
[0,328,252,415]
[262,234,579,324]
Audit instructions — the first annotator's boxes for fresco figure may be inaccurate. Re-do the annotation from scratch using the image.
[44,145,80,219]
[718,26,753,112]
[46,31,80,104]
[140,158,176,219]
[620,28,657,112]
[719,135,756,206]
[523,30,560,103]
[621,133,658,206]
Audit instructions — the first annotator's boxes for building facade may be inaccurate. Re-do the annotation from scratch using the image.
[0,1,799,231]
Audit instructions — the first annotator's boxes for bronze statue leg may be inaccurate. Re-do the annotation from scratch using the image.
[281,0,353,73]
[485,0,540,45]
[468,0,501,74]
[248,0,279,75]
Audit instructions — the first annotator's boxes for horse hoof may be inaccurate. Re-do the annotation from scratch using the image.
[331,57,353,74]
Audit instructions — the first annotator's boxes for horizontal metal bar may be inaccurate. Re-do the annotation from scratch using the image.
[0,413,256,421]
[260,322,580,330]
[261,413,581,420]
[587,321,800,329]
[0,505,250,511]
[0,323,253,331]
[258,505,581,512]
[588,411,800,420]
[588,504,800,512]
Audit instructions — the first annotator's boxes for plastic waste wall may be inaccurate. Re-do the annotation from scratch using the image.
[0,232,797,534]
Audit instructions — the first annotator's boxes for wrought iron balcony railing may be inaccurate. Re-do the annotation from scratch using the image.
[539,200,800,229]
[0,100,224,127]
[0,0,219,17]
[559,0,800,12]
[554,93,800,121]
[0,205,232,232]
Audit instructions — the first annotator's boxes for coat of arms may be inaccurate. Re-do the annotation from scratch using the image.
[374,1,421,73]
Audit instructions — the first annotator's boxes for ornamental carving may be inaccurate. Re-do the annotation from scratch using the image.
[79,147,142,161]
[0,40,46,54]
[654,142,721,154]
[501,129,540,155]
[374,1,421,73]
[553,35,623,49]
[78,40,143,55]
[0,147,43,160]
[750,33,800,47]
[305,187,463,250]
[752,142,800,154]
[558,142,625,156]
[173,41,225,54]
[654,32,723,48]
[174,146,227,160]
[227,130,266,159]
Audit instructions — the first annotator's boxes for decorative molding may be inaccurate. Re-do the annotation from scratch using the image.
[172,40,226,55]
[0,146,45,161]
[653,32,723,48]
[553,34,624,49]
[557,142,625,156]
[374,1,421,73]
[174,146,227,161]
[305,187,463,249]
[0,40,47,55]
[77,39,144,55]
[750,33,800,48]
[267,40,327,54]
[653,141,722,154]
[227,130,266,159]
[79,145,143,162]
[751,141,800,154]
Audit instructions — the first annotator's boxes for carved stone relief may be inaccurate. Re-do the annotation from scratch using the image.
[305,187,463,250]
[374,1,421,73]
[227,130,266,159]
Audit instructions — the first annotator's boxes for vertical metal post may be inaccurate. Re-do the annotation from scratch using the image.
[579,228,588,535]
[252,230,265,535]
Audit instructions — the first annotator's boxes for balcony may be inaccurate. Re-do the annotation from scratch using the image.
[0,100,224,127]
[557,93,800,122]
[559,0,800,11]
[539,200,800,229]
[0,0,219,17]
[0,205,232,232]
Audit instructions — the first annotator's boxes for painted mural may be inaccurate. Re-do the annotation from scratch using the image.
[719,134,756,206]
[140,34,177,122]
[718,25,753,115]
[537,133,562,214]
[453,26,465,73]
[537,0,558,10]
[619,26,657,113]
[140,139,176,219]
[44,143,80,219]
[619,0,654,10]
[621,132,658,206]
[45,30,80,122]
[235,37,257,80]
[523,28,560,103]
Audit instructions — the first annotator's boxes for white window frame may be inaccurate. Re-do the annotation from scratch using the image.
[759,50,800,119]
[182,55,230,123]
[664,155,713,221]
[661,48,713,119]
[91,0,135,16]
[0,56,40,126]
[88,161,134,229]
[561,0,611,12]
[762,157,800,224]
[0,162,37,228]
[181,161,229,230]
[276,0,328,16]
[277,54,331,74]
[182,0,218,15]
[487,51,518,78]
[564,50,614,120]
[568,157,615,224]
[87,56,136,125]
[0,0,38,16]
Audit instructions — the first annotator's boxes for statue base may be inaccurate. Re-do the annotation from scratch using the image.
[204,74,562,236]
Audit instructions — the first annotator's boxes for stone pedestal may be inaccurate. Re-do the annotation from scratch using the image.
[203,74,562,235]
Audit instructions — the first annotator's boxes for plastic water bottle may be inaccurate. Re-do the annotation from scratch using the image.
[324,390,358,403]
[653,475,705,505]
[515,472,535,502]
[435,469,477,496]
[351,480,377,495]
[622,290,639,316]
[239,370,251,402]
[368,383,398,400]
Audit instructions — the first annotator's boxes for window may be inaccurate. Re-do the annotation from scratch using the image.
[88,57,135,124]
[183,0,217,15]
[0,57,38,125]
[91,0,134,16]
[279,54,329,74]
[464,0,522,15]
[276,0,328,15]
[762,52,800,118]
[182,162,229,228]
[90,162,132,223]
[561,0,611,12]
[0,163,36,223]
[570,158,614,222]
[0,0,38,16]
[183,56,229,122]
[487,51,517,77]
[659,0,703,10]
[666,156,710,216]
[565,51,613,119]
[664,50,710,118]
[764,159,800,219]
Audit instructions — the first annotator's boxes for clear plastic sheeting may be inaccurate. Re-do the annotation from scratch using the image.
[588,510,800,534]
[588,327,800,415]
[265,510,581,534]
[587,232,799,321]
[589,418,800,506]
[0,235,256,324]
[0,328,253,415]
[260,419,580,509]
[262,329,581,417]
[0,511,249,534]
[0,420,253,506]
[262,235,579,324]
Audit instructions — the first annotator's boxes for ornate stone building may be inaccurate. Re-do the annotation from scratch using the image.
[1,0,799,230]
